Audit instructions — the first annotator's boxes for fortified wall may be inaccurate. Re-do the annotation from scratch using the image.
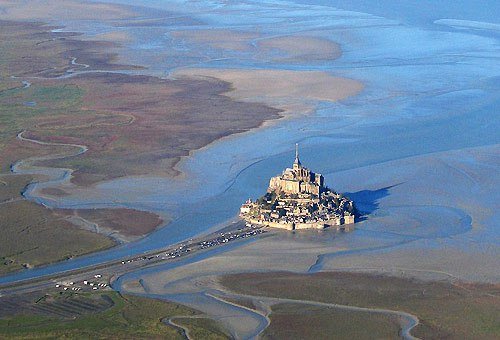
[240,144,356,231]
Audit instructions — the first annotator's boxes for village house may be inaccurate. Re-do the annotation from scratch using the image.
[240,144,356,230]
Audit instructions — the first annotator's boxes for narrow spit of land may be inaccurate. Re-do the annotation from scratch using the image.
[0,222,266,339]
[0,223,267,294]
[0,17,282,274]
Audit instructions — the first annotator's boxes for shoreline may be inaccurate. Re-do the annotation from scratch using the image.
[216,270,499,339]
[0,220,264,287]
[0,16,366,254]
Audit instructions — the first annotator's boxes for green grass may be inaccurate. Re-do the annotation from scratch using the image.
[0,81,88,171]
[221,272,500,339]
[0,292,227,339]
[0,175,115,275]
[0,200,116,275]
[263,303,400,340]
[175,317,230,340]
[29,85,83,107]
[0,174,32,202]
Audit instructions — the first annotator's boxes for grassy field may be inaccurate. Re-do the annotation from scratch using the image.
[0,290,228,339]
[0,173,167,275]
[0,174,116,275]
[221,271,500,339]
[263,303,399,340]
[174,317,230,340]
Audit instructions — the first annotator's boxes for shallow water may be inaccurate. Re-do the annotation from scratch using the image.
[1,0,498,290]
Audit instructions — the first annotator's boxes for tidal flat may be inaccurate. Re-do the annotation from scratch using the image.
[0,0,498,338]
[220,271,500,339]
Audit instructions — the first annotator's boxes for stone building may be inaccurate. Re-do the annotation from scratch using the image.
[268,144,324,196]
[240,144,356,231]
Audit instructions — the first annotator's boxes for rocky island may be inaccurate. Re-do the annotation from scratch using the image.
[240,145,355,230]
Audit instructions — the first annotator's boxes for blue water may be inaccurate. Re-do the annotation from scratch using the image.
[1,0,498,285]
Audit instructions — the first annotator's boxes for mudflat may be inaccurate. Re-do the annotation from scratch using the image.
[0,16,313,272]
[29,72,282,185]
[0,19,290,186]
[221,271,500,339]
[170,29,341,63]
[0,0,136,21]
[173,68,364,115]
[54,207,165,239]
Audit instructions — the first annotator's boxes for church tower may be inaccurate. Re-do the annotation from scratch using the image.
[293,143,302,170]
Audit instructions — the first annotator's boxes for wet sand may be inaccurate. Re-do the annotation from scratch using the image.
[258,36,342,62]
[0,4,497,338]
[0,0,136,21]
[86,30,133,44]
[171,29,341,62]
[170,29,260,51]
[115,143,499,337]
[173,68,364,115]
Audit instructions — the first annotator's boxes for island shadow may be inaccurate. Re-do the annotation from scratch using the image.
[344,184,401,221]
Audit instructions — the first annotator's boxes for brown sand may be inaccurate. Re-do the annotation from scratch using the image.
[170,29,260,51]
[84,30,133,44]
[55,208,164,237]
[258,36,342,62]
[0,0,137,21]
[171,29,342,63]
[173,68,364,114]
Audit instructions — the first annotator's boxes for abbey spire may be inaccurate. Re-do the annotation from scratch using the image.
[293,143,301,169]
[239,143,355,230]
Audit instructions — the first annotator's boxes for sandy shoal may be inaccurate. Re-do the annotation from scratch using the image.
[173,68,364,114]
[82,31,133,44]
[171,29,342,62]
[0,0,136,21]
[121,143,500,295]
[170,29,260,51]
[258,36,342,62]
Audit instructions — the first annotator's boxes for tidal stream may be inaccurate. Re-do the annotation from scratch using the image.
[1,1,499,337]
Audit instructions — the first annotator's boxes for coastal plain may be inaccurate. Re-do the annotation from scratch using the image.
[0,11,294,273]
[115,143,499,338]
[0,290,229,339]
[0,174,115,275]
[221,272,499,339]
[0,0,498,338]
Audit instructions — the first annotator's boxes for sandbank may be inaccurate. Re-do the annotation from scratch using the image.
[170,29,260,51]
[171,29,342,63]
[54,207,165,241]
[258,35,342,62]
[116,143,499,337]
[85,30,133,44]
[173,68,364,114]
[0,0,136,21]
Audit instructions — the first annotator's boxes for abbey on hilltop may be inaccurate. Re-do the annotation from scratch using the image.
[240,144,356,230]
